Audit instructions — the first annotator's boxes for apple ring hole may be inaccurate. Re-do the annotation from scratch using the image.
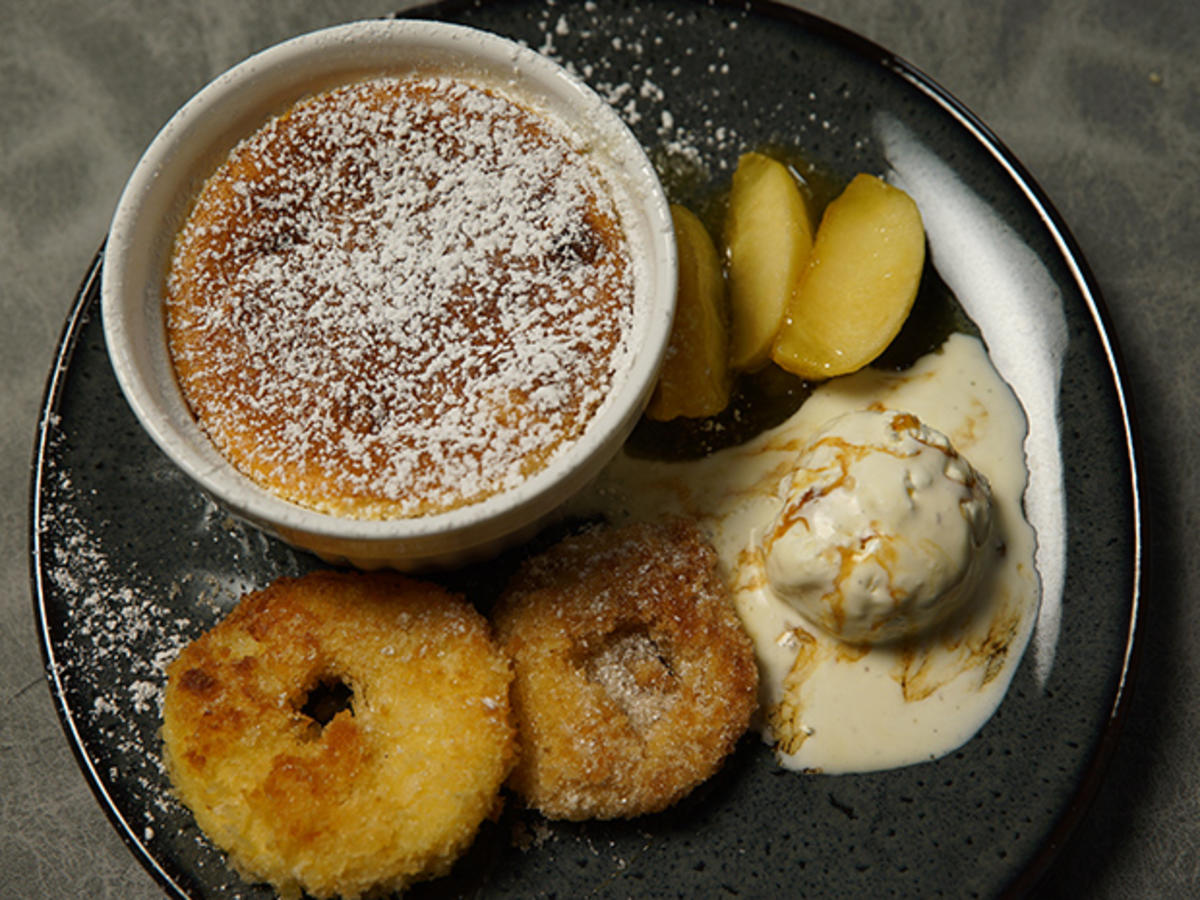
[298,675,354,733]
[581,625,678,735]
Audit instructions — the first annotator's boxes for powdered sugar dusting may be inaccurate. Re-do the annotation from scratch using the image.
[166,74,638,519]
[530,5,747,172]
[35,412,300,892]
[526,2,875,194]
[42,472,193,722]
[37,445,195,843]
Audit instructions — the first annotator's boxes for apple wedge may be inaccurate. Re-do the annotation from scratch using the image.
[771,173,924,380]
[646,204,731,421]
[724,152,813,371]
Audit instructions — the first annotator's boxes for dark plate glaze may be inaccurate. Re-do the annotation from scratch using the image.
[31,1,1141,897]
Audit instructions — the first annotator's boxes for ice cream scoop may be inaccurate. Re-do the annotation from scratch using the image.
[762,408,993,644]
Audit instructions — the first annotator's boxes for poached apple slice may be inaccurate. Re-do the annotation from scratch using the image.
[646,204,732,421]
[724,152,813,371]
[772,173,924,380]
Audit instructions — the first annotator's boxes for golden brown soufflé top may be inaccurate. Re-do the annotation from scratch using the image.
[165,74,635,519]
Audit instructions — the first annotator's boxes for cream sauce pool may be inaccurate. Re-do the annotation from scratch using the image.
[570,333,1037,774]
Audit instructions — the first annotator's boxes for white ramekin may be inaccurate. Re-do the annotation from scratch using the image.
[101,18,676,569]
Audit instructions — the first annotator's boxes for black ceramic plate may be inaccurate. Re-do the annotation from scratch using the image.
[31,1,1141,897]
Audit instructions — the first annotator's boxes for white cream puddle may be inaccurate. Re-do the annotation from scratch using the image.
[570,333,1038,773]
[878,112,1067,686]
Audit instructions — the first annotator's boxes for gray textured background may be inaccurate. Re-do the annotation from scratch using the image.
[2,0,1195,896]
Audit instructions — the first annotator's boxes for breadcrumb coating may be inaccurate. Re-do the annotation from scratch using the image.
[494,519,758,820]
[162,570,515,899]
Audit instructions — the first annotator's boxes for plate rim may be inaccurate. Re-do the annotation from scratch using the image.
[27,1,1145,896]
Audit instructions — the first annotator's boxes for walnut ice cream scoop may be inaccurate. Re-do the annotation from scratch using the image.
[762,409,993,644]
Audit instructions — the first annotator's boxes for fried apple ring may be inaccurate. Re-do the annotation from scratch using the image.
[494,518,758,820]
[161,570,515,900]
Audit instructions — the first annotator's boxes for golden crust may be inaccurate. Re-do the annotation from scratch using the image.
[164,75,634,520]
[493,518,758,820]
[161,571,516,899]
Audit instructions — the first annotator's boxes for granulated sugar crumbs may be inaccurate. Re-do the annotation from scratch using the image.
[38,463,192,832]
[34,422,282,879]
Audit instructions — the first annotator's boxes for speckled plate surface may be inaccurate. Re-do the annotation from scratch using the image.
[31,1,1141,897]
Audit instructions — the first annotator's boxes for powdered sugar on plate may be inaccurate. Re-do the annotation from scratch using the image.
[36,433,194,851]
[35,390,310,895]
